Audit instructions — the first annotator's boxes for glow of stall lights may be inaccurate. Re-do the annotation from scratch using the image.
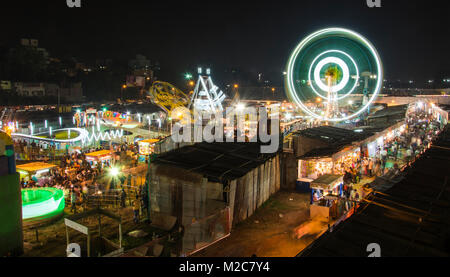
[36,169,50,175]
[236,103,246,111]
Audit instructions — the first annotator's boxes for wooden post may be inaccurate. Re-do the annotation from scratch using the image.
[118,223,122,249]
[65,226,69,246]
[98,215,102,238]
[87,231,91,257]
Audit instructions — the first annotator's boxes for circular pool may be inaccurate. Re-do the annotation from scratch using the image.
[22,188,65,221]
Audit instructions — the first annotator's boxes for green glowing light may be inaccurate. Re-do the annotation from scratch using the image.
[22,188,65,220]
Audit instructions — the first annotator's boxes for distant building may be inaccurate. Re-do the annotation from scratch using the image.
[95,59,112,71]
[14,82,45,97]
[0,81,12,91]
[13,82,83,101]
[128,54,155,81]
[20,38,50,64]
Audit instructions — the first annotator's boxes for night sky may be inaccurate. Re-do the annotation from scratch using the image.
[2,0,450,85]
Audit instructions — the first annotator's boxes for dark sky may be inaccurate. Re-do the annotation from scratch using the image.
[1,0,450,85]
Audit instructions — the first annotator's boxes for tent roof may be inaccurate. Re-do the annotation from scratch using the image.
[153,142,279,183]
[16,162,57,172]
[85,150,112,157]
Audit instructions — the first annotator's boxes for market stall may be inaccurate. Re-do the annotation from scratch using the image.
[85,150,113,168]
[16,162,57,183]
[331,146,360,175]
[298,158,333,180]
[137,139,159,162]
[310,174,344,220]
[298,146,360,179]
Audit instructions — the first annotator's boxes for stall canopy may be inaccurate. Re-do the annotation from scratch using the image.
[85,150,112,160]
[310,174,343,190]
[138,139,159,156]
[16,162,57,174]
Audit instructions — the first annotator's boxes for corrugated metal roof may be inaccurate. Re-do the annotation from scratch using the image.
[293,126,374,146]
[152,142,279,183]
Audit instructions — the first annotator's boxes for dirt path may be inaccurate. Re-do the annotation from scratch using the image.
[192,191,329,257]
[22,206,154,257]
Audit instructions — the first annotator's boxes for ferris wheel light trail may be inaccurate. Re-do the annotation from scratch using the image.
[285,27,383,122]
[313,57,349,93]
[308,50,360,100]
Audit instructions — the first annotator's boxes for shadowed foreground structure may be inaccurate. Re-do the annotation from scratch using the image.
[299,125,450,257]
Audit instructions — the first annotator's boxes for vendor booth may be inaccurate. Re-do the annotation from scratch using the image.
[85,150,113,168]
[17,162,57,183]
[137,139,159,162]
[298,147,360,179]
[310,174,344,220]
[298,158,333,180]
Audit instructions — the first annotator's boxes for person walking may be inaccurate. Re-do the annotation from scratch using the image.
[70,189,77,214]
[133,197,140,224]
[120,188,127,208]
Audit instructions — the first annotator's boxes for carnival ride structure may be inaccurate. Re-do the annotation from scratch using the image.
[148,69,226,116]
[188,68,226,113]
[147,81,190,114]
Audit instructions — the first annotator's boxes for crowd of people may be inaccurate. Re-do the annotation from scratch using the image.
[340,109,442,201]
[18,142,148,219]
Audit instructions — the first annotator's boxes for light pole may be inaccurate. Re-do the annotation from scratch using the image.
[121,84,127,101]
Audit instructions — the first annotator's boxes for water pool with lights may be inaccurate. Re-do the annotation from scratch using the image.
[22,188,65,221]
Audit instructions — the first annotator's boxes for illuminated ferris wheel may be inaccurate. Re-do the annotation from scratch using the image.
[285,28,383,122]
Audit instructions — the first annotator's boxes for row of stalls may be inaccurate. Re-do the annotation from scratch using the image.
[296,122,407,182]
[84,138,160,167]
[292,122,409,221]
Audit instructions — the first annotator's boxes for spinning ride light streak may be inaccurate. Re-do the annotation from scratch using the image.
[22,188,65,220]
[285,28,383,122]
[12,128,88,143]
